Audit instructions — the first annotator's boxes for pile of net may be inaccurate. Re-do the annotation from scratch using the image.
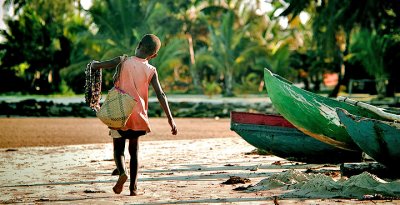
[246,170,400,199]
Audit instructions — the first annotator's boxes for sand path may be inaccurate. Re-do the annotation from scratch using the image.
[0,118,397,204]
[0,117,233,148]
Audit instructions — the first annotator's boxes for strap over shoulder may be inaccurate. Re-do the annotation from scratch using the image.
[113,54,129,85]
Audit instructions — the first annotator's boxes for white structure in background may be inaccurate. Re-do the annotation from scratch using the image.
[80,0,92,10]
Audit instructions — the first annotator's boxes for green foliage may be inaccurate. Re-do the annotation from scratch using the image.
[200,9,268,96]
[1,0,399,96]
[349,29,397,97]
[0,0,77,94]
[60,14,95,93]
[89,0,146,58]
[150,38,188,83]
[234,72,263,95]
[350,29,391,79]
[59,80,75,96]
[280,0,400,96]
[11,62,29,78]
[203,80,222,97]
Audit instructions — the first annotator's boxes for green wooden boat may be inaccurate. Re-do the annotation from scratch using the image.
[263,68,383,151]
[337,108,400,168]
[231,111,362,163]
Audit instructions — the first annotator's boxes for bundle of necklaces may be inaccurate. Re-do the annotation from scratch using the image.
[84,61,102,111]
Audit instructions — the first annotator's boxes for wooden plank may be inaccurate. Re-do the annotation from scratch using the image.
[230,111,295,128]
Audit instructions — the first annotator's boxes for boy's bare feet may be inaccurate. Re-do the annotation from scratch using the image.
[129,185,138,196]
[130,190,138,196]
[112,174,128,194]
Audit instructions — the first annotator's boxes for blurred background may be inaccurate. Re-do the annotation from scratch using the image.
[0,0,399,99]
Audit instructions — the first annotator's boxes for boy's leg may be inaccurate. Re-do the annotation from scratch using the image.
[113,137,127,175]
[111,168,119,176]
[113,137,128,194]
[128,136,139,196]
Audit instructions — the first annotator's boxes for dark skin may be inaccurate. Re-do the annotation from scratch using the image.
[92,50,177,195]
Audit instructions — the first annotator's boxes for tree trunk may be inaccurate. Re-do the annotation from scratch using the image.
[328,63,344,97]
[186,33,201,94]
[375,77,387,99]
[329,36,348,97]
[50,67,62,93]
[224,70,234,97]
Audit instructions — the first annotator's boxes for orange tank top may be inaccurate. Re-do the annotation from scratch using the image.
[115,56,156,132]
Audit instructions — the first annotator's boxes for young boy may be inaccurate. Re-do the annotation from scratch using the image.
[92,34,178,196]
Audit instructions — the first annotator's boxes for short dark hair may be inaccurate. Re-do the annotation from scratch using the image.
[137,34,161,57]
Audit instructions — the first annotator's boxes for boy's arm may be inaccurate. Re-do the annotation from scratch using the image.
[151,72,178,135]
[91,56,124,70]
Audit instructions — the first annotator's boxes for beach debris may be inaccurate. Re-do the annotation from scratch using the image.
[233,184,254,191]
[362,194,384,200]
[84,189,106,193]
[210,171,227,174]
[158,172,174,175]
[361,194,400,200]
[5,149,18,152]
[272,161,282,166]
[224,163,235,166]
[246,164,261,171]
[36,198,50,202]
[305,168,340,178]
[221,176,251,185]
[245,149,259,155]
[245,149,271,155]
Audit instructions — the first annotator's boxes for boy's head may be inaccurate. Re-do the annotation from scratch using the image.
[136,34,161,59]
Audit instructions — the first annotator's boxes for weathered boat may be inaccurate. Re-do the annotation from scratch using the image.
[230,111,362,163]
[337,108,400,168]
[263,68,383,151]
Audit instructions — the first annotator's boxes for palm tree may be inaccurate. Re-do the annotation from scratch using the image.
[64,0,185,90]
[1,0,76,93]
[279,0,400,97]
[149,37,189,91]
[350,29,394,98]
[160,0,218,93]
[196,10,267,96]
[88,0,154,58]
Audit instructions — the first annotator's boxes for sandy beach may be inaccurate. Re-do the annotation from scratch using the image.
[0,117,234,148]
[0,117,399,204]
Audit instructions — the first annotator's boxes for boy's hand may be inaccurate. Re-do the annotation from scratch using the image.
[169,119,178,135]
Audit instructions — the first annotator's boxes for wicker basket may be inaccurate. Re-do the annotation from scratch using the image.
[96,88,136,129]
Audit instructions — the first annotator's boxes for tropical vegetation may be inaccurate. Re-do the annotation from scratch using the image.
[0,0,399,98]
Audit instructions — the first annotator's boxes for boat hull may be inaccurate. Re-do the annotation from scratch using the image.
[263,68,383,151]
[231,112,362,163]
[337,108,400,168]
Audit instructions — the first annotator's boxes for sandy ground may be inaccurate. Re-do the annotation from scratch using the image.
[0,118,399,204]
[0,117,233,148]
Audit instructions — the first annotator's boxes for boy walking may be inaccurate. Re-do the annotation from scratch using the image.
[92,34,178,196]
